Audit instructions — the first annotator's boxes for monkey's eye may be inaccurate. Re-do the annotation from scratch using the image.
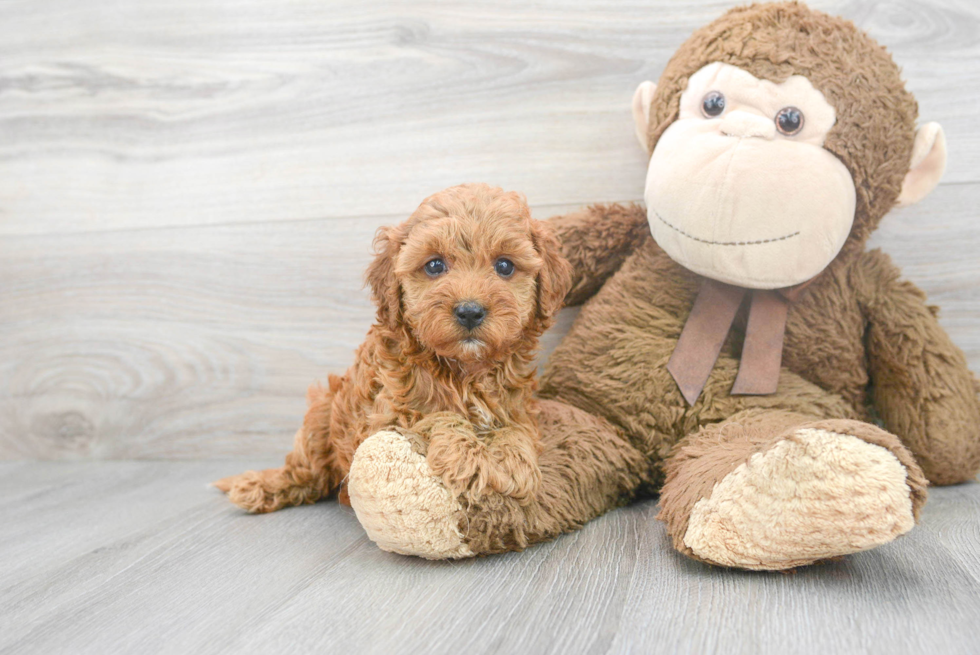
[701,91,726,118]
[775,106,804,135]
[424,258,447,277]
[494,258,515,278]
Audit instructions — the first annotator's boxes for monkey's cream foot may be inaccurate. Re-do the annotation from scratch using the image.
[659,414,928,570]
[347,430,475,559]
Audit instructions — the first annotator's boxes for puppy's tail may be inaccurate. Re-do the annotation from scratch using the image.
[299,377,347,496]
[304,378,337,441]
[308,375,342,403]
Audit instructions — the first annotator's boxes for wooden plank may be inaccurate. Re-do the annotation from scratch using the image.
[920,482,980,582]
[1,461,979,655]
[2,182,977,459]
[1,0,979,236]
[0,203,582,459]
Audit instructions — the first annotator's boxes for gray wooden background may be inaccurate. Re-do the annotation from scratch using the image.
[3,0,978,461]
[3,2,980,655]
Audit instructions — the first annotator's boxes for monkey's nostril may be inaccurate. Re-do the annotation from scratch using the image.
[454,302,486,330]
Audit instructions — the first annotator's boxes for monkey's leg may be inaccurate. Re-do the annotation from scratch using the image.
[346,400,651,559]
[214,385,344,514]
[658,409,928,570]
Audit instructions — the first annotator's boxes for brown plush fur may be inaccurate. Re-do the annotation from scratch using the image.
[434,3,980,562]
[214,184,572,512]
[543,218,980,484]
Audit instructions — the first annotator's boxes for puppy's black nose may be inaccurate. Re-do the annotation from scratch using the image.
[454,302,486,330]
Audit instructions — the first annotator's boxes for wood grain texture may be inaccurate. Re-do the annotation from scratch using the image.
[0,207,583,458]
[2,0,980,460]
[1,461,979,655]
[3,0,980,235]
[4,3,980,652]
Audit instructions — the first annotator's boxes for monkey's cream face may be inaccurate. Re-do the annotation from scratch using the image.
[644,63,856,289]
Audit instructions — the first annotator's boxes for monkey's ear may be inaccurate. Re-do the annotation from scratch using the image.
[897,122,947,207]
[632,81,658,155]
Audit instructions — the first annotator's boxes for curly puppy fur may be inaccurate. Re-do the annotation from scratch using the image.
[214,183,572,513]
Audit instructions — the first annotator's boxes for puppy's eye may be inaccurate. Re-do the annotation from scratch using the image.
[701,91,725,118]
[775,106,804,135]
[424,258,447,277]
[494,258,515,278]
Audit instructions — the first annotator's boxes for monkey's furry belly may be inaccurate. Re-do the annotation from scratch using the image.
[539,240,870,465]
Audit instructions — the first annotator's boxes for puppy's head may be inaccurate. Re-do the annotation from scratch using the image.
[366,184,571,362]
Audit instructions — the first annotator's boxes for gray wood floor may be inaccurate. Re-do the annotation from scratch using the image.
[1,461,979,655]
[2,0,980,653]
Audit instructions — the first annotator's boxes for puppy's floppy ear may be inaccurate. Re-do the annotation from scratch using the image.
[365,224,404,330]
[530,220,572,326]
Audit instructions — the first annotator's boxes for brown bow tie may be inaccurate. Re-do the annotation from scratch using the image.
[667,278,811,405]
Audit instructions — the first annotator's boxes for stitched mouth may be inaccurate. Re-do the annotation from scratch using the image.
[651,207,800,246]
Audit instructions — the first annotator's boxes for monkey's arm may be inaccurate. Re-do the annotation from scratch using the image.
[857,250,980,485]
[547,203,653,306]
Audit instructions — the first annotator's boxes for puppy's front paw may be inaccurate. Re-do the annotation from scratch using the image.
[488,445,541,504]
[427,431,537,503]
[411,412,540,503]
[426,431,496,500]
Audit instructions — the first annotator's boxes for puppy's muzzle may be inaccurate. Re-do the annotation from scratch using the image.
[454,301,486,331]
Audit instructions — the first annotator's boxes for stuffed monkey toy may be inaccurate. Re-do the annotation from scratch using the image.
[346,1,980,570]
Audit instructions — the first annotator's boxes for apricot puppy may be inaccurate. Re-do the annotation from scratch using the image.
[215,183,571,513]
